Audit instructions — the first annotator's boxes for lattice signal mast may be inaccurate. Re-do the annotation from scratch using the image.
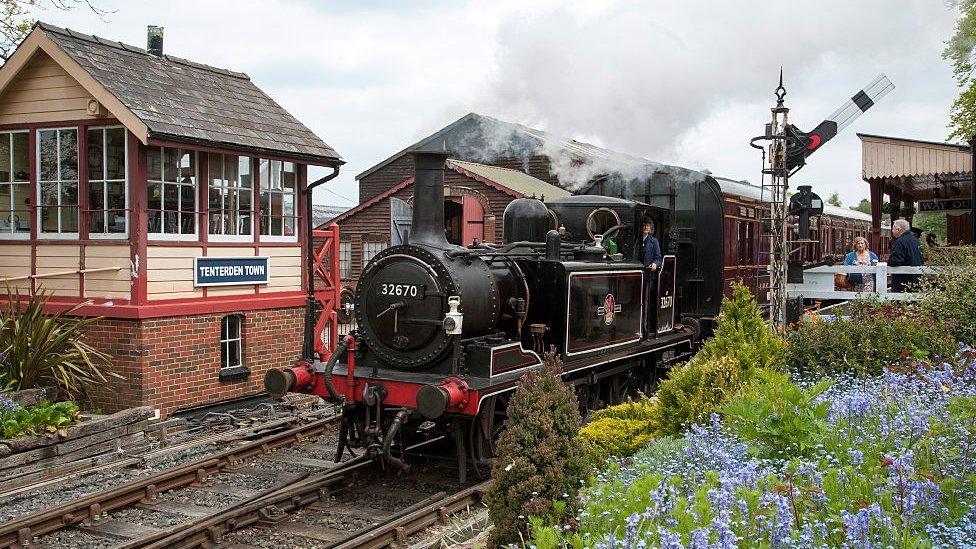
[751,72,894,328]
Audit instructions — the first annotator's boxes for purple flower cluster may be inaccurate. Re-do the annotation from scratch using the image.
[549,345,976,548]
[0,393,18,413]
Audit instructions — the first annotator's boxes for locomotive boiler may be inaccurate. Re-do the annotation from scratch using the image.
[265,150,695,476]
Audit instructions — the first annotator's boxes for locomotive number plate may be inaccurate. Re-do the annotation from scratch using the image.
[378,283,424,298]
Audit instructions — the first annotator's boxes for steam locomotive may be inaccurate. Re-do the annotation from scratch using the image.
[265,150,696,475]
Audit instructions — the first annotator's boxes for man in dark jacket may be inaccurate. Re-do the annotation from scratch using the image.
[636,221,662,335]
[888,219,924,292]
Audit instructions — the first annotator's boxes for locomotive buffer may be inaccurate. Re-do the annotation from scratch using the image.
[751,72,893,328]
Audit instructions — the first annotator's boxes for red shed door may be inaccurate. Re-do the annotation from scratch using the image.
[461,197,484,245]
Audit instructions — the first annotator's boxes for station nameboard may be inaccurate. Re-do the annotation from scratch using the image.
[918,198,972,214]
[194,257,270,287]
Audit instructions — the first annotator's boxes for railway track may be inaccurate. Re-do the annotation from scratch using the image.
[2,413,489,549]
[0,415,341,548]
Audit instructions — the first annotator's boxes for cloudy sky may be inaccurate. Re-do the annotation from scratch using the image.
[30,0,961,207]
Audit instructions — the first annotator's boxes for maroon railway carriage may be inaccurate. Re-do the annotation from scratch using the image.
[715,177,890,300]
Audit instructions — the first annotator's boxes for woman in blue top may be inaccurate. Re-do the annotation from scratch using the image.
[844,236,879,292]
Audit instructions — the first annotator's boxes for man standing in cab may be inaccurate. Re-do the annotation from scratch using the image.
[637,220,662,336]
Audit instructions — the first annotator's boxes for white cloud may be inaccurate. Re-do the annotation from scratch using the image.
[31,0,962,208]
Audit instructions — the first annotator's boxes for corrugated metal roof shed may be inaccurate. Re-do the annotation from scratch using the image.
[34,23,341,165]
[449,159,570,199]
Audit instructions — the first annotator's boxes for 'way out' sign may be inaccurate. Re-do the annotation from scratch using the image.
[194,257,270,287]
[918,198,972,214]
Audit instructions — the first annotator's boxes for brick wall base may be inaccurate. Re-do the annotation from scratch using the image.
[85,307,304,416]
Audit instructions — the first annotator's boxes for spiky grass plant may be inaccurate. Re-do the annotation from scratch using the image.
[1,286,119,398]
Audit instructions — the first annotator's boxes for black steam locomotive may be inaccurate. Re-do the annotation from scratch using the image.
[266,151,695,474]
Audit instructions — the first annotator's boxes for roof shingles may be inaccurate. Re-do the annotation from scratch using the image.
[37,23,341,164]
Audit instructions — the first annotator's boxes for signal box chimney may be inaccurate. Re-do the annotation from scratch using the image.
[147,25,164,56]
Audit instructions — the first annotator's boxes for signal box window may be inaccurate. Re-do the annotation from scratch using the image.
[148,147,197,238]
[259,159,297,241]
[37,128,79,236]
[219,314,250,381]
[209,154,253,239]
[0,131,29,237]
[87,127,128,237]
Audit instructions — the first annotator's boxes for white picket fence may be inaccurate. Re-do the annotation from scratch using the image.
[786,263,938,301]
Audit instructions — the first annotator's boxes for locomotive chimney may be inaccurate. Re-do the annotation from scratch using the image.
[409,150,452,248]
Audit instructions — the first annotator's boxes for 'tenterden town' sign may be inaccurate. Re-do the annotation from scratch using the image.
[194,257,270,287]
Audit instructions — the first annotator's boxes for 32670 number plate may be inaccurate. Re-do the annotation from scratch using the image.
[378,283,424,298]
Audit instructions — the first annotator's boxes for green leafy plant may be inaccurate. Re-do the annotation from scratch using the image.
[786,301,956,379]
[485,350,587,547]
[720,369,832,460]
[0,400,80,439]
[917,246,976,346]
[578,393,656,462]
[1,287,119,398]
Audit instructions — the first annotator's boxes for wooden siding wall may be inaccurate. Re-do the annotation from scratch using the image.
[0,244,30,293]
[359,154,560,204]
[146,245,303,300]
[83,244,130,299]
[147,245,203,300]
[0,51,99,125]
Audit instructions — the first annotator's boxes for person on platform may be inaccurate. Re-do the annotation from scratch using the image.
[636,220,662,335]
[843,236,878,292]
[888,218,924,292]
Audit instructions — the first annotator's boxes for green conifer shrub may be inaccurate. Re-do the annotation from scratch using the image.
[485,350,587,547]
[693,282,786,372]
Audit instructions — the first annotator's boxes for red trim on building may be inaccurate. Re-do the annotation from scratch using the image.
[328,176,414,227]
[1,291,307,319]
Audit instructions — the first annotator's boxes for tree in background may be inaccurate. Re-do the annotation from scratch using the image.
[914,211,948,242]
[827,191,843,207]
[945,0,976,141]
[852,198,872,214]
[1,1,110,61]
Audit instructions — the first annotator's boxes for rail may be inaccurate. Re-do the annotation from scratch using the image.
[786,263,939,301]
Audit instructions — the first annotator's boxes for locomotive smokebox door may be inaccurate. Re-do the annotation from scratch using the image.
[656,255,677,333]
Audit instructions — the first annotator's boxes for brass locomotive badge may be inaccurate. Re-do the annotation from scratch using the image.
[597,294,621,325]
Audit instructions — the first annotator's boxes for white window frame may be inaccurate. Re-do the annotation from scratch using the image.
[259,159,299,243]
[339,240,351,279]
[0,130,30,239]
[209,154,254,243]
[220,314,244,370]
[87,126,129,240]
[148,147,198,241]
[36,126,80,240]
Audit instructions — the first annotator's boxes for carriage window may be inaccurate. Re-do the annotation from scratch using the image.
[38,128,79,236]
[0,131,29,237]
[148,147,197,238]
[585,207,621,239]
[87,127,128,237]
